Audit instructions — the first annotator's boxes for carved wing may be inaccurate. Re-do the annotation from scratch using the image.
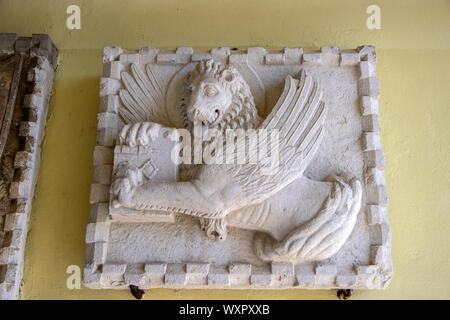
[229,70,326,208]
[119,63,171,126]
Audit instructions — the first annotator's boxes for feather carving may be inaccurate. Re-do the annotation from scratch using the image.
[253,176,362,263]
[119,63,170,125]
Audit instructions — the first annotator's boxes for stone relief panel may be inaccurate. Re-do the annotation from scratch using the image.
[0,34,58,299]
[85,46,392,290]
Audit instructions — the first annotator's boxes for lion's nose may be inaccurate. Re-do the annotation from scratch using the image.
[187,107,199,120]
[189,107,211,123]
[193,109,201,118]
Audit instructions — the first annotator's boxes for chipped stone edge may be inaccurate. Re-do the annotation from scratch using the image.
[0,34,58,299]
[357,45,393,290]
[101,46,362,67]
[84,45,392,290]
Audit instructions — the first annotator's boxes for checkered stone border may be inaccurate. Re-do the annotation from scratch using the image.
[0,34,58,299]
[84,46,392,290]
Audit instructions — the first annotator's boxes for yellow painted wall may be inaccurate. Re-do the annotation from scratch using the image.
[0,0,449,299]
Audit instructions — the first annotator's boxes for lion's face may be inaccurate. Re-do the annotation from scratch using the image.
[185,59,260,132]
[186,72,234,127]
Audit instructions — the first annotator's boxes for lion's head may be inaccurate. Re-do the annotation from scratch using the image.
[185,59,261,132]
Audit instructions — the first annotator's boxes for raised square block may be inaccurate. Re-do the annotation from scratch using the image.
[93,146,114,165]
[271,262,294,275]
[99,78,121,96]
[284,47,303,64]
[124,265,145,285]
[96,128,117,146]
[89,184,110,203]
[145,263,166,285]
[366,205,388,225]
[247,47,267,64]
[139,47,159,64]
[211,47,230,63]
[361,96,379,115]
[14,151,33,168]
[9,182,30,199]
[364,149,386,168]
[362,132,381,151]
[357,45,377,63]
[321,46,340,65]
[251,267,272,286]
[23,93,44,109]
[103,47,123,63]
[18,122,38,137]
[3,213,27,231]
[165,264,186,285]
[175,47,193,64]
[97,112,118,129]
[207,266,229,285]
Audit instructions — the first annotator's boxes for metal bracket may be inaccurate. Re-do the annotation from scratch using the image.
[129,285,145,299]
[337,289,353,300]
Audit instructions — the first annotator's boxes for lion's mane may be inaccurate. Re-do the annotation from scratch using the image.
[182,59,261,131]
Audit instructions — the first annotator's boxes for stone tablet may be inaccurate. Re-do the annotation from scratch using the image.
[85,46,392,290]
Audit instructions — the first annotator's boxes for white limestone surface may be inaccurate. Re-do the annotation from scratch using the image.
[85,46,392,290]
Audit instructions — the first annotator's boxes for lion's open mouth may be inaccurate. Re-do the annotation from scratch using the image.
[210,108,221,126]
[191,107,221,131]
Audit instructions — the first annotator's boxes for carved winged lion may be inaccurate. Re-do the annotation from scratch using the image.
[111,59,362,263]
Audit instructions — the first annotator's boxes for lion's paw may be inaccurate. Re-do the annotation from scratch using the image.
[119,122,163,147]
[111,176,134,207]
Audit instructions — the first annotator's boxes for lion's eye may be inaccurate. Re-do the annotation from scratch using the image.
[204,85,218,97]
